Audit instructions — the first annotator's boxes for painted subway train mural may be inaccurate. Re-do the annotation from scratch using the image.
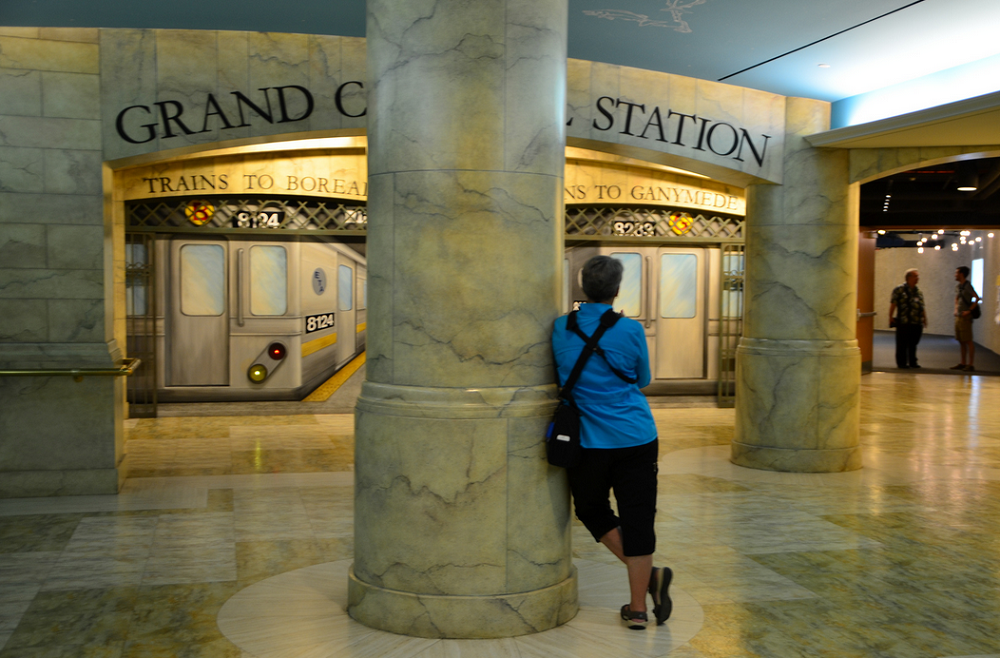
[126,197,742,403]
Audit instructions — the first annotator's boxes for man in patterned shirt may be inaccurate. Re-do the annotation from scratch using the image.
[889,268,927,369]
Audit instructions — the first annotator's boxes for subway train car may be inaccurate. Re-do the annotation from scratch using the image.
[141,236,366,402]
[564,244,743,395]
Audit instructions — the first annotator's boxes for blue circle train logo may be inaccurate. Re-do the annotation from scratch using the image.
[312,268,327,295]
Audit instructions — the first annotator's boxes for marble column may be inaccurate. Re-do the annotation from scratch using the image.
[348,0,576,639]
[732,97,862,473]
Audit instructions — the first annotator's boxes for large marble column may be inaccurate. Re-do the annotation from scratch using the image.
[732,97,862,473]
[348,0,576,638]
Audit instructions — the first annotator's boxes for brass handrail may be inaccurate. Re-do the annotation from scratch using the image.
[0,358,141,382]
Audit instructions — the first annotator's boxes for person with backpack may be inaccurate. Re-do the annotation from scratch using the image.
[952,265,981,372]
[551,255,671,630]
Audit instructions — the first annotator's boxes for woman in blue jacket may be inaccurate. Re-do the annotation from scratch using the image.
[552,255,672,630]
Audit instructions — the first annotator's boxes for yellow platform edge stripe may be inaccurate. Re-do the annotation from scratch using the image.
[302,333,337,358]
[356,322,366,333]
[303,351,366,402]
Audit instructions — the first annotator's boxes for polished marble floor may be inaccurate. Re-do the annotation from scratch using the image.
[2,373,1000,657]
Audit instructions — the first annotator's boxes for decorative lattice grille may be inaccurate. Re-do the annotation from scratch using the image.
[717,243,746,407]
[565,206,744,240]
[126,196,368,233]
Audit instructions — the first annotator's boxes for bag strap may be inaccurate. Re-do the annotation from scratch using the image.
[567,310,638,385]
[559,309,637,404]
[559,310,615,403]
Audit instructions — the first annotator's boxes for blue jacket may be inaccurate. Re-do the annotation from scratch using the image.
[552,303,657,449]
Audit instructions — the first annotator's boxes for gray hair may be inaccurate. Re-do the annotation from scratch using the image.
[581,256,623,302]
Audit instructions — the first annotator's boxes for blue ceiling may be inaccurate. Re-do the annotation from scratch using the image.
[4,0,1000,104]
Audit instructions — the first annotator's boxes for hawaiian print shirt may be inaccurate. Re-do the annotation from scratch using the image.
[891,284,925,325]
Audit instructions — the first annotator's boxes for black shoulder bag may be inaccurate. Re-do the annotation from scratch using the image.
[546,309,638,468]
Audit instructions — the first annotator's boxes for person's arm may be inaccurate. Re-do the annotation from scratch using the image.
[889,302,896,323]
[635,326,651,389]
[961,284,977,317]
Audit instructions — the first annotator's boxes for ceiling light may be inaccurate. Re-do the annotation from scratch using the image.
[976,237,982,242]
[989,233,995,238]
[938,229,945,234]
[960,230,970,236]
[917,247,924,254]
[935,245,941,250]
[957,164,978,191]
[877,229,886,235]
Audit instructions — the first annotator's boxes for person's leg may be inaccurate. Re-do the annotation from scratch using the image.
[895,327,907,368]
[598,527,652,613]
[968,340,975,367]
[954,318,967,367]
[906,324,923,368]
[611,439,659,614]
[566,449,619,553]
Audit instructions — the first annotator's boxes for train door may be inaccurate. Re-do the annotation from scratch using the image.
[572,245,708,382]
[654,247,705,379]
[168,239,229,385]
[231,239,299,391]
[336,258,356,367]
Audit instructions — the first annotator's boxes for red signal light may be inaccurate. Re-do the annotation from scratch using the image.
[268,342,287,360]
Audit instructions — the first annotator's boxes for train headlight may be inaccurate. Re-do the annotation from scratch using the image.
[268,342,287,360]
[248,364,268,383]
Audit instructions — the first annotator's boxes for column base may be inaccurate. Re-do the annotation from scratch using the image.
[730,442,862,473]
[734,338,862,473]
[0,467,122,498]
[348,566,579,639]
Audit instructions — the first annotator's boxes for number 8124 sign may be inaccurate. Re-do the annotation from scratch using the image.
[305,313,335,334]
[233,210,285,229]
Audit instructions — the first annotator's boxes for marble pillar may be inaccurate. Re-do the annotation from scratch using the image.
[732,98,862,473]
[348,0,576,639]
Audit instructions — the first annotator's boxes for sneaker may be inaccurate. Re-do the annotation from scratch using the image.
[964,365,976,372]
[950,364,967,370]
[620,604,649,630]
[648,566,673,624]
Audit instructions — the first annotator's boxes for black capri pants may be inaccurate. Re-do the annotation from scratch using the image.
[567,438,658,557]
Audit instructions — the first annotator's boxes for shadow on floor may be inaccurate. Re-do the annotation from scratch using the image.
[873,330,1000,375]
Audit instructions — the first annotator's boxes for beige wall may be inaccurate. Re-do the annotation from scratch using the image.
[874,243,981,335]
[975,232,1000,353]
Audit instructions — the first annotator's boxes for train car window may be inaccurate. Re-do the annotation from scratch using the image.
[180,244,225,316]
[339,265,353,311]
[610,253,642,317]
[659,254,697,319]
[250,246,288,316]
